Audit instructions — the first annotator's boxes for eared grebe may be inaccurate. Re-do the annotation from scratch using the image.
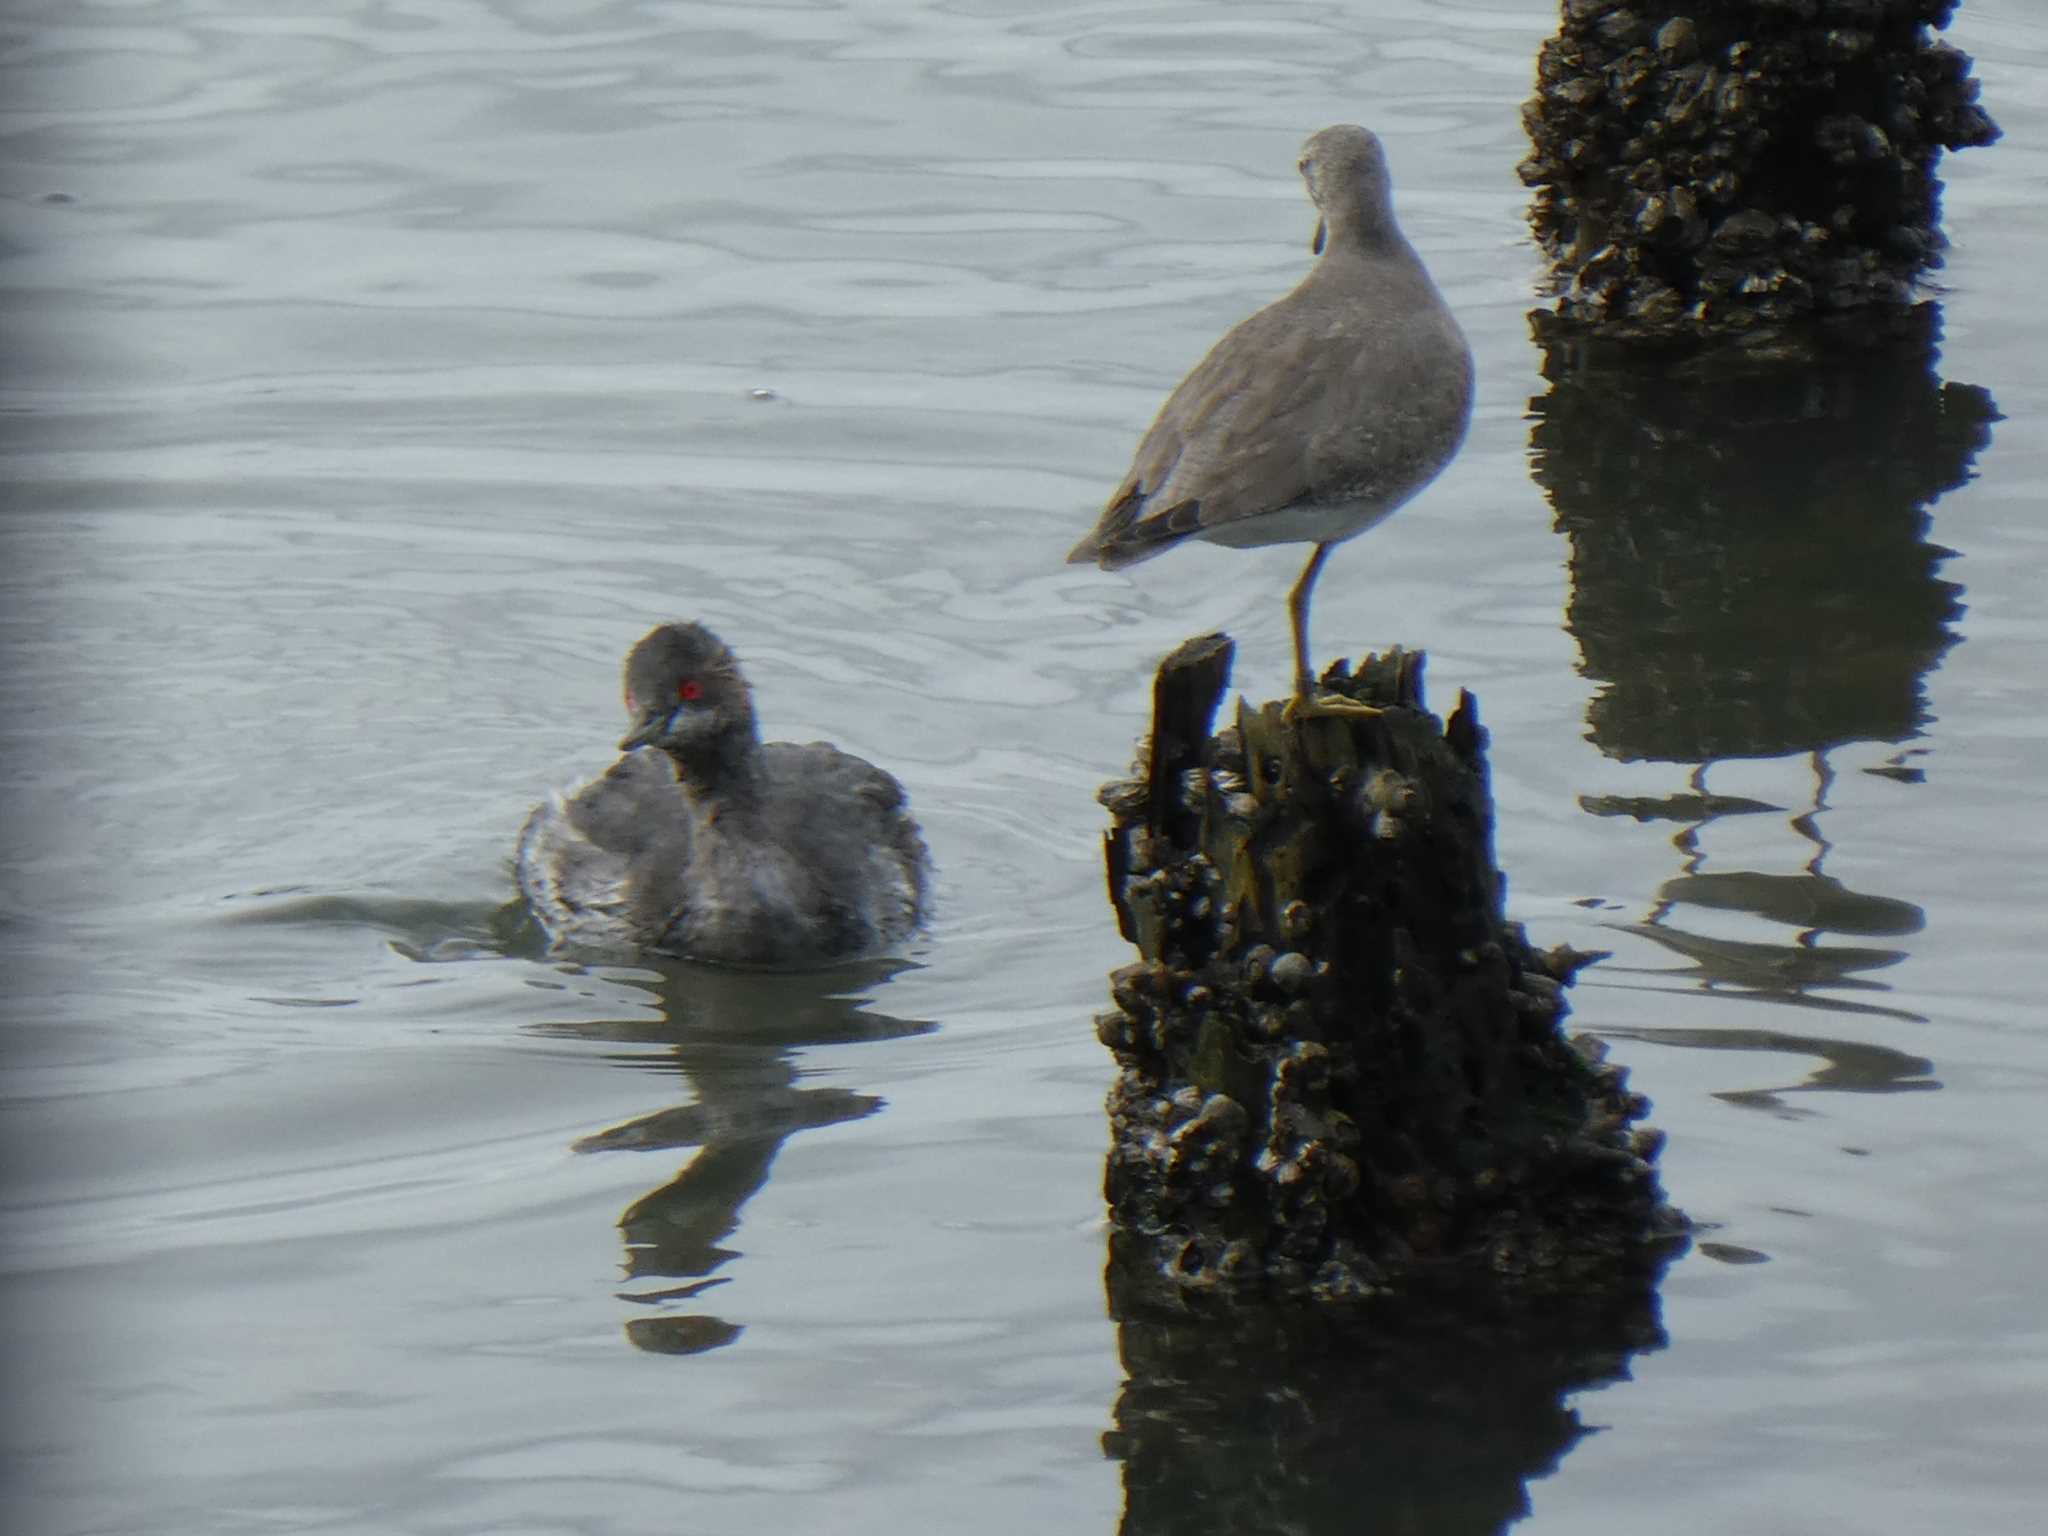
[517,623,930,969]
[1067,124,1472,709]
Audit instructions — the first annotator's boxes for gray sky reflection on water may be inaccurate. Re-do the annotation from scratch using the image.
[3,1,2048,1532]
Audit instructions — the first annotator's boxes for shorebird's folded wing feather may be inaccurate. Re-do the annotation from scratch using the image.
[1086,311,1339,563]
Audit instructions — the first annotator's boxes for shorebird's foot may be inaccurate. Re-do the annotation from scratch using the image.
[1284,690,1385,723]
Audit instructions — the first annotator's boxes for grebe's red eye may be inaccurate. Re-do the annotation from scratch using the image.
[678,679,703,703]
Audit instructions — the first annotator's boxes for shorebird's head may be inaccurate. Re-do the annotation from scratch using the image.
[1298,124,1395,255]
[618,622,759,777]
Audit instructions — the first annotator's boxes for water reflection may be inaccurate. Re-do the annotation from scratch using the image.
[1531,304,1996,1019]
[1593,1023,1936,1118]
[1104,1244,1667,1534]
[224,897,933,1355]
[1530,302,1993,764]
[533,960,934,1356]
[1581,766,1929,1022]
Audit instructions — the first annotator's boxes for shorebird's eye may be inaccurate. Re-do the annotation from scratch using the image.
[678,679,703,702]
[1298,157,1311,175]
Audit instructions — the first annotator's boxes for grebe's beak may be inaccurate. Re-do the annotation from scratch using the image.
[618,708,671,753]
[1312,217,1326,256]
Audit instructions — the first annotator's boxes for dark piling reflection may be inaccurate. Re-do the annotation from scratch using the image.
[1594,1023,1936,1118]
[1530,304,1996,1020]
[1532,303,1992,766]
[534,960,933,1356]
[1104,1243,1668,1534]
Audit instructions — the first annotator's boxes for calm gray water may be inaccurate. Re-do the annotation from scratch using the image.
[5,1,2047,1531]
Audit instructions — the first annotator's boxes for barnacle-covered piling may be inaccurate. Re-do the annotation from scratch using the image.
[1519,0,1998,336]
[1094,634,1683,1305]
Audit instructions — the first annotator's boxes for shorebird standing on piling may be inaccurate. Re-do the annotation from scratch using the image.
[1067,124,1473,713]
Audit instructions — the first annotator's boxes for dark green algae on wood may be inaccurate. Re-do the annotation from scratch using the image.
[1094,634,1686,1307]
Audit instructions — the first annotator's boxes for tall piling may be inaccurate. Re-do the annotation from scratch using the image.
[1519,0,1999,336]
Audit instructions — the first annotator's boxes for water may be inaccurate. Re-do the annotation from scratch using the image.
[4,1,2046,1530]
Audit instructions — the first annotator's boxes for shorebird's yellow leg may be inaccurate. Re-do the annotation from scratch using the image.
[1283,542,1384,721]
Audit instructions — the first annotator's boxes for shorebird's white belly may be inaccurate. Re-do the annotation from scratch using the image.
[1197,492,1407,552]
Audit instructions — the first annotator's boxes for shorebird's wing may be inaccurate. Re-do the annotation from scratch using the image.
[1073,302,1342,568]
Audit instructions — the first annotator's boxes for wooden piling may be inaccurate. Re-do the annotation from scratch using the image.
[1518,0,1998,337]
[1094,637,1684,1305]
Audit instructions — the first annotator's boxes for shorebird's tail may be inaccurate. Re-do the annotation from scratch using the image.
[1068,484,1200,570]
[1067,481,1140,566]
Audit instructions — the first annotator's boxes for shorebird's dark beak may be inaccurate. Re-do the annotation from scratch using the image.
[618,710,670,753]
[1312,217,1326,255]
